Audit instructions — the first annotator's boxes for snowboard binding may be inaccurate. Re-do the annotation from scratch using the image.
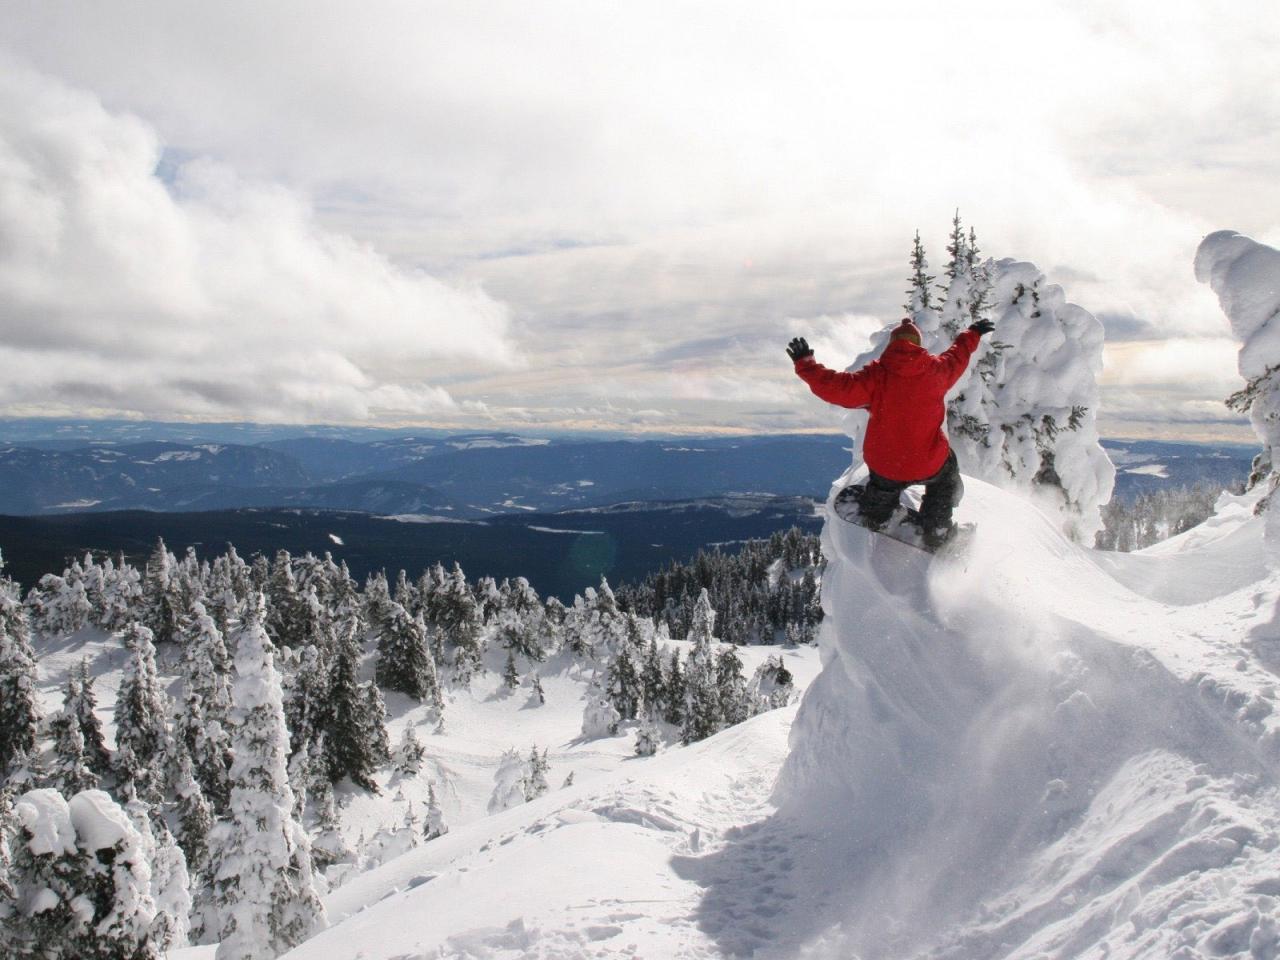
[832,484,973,555]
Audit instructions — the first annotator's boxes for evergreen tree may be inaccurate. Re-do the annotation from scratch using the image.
[641,638,665,716]
[904,229,937,316]
[523,748,549,801]
[149,821,193,952]
[393,726,426,778]
[681,590,722,744]
[113,622,168,798]
[48,705,99,795]
[173,754,213,885]
[424,782,448,841]
[285,640,330,759]
[438,565,485,685]
[375,603,441,706]
[715,645,750,727]
[662,650,685,727]
[487,750,527,814]
[143,538,183,644]
[501,649,520,691]
[0,560,40,777]
[634,715,660,757]
[606,645,642,721]
[321,617,380,792]
[208,595,326,960]
[308,789,355,875]
[9,788,162,959]
[361,683,392,770]
[266,550,305,650]
[68,659,111,777]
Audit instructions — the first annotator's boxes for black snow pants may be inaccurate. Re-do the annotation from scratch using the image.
[859,449,963,532]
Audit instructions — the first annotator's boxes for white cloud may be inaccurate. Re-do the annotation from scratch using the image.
[1,1,1276,434]
[0,62,515,423]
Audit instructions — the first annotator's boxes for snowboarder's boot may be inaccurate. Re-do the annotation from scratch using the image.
[922,522,957,551]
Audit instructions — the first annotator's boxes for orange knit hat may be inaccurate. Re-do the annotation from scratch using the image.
[890,318,922,346]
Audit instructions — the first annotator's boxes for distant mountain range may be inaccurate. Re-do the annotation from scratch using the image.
[0,431,854,516]
[0,420,1259,598]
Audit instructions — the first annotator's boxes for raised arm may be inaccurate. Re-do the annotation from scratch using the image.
[788,338,876,409]
[934,321,991,390]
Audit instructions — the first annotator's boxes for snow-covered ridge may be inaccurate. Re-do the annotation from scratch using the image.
[775,471,1280,957]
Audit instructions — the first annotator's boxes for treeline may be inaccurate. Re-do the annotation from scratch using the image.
[0,531,818,959]
[615,526,824,646]
[1095,482,1243,552]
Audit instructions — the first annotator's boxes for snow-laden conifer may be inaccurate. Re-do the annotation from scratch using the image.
[1196,230,1280,539]
[0,557,40,777]
[424,782,448,841]
[487,749,527,814]
[394,725,426,777]
[320,612,380,792]
[67,659,111,777]
[581,680,621,739]
[113,622,168,799]
[49,704,99,795]
[375,602,441,706]
[10,788,161,959]
[143,538,183,644]
[634,715,660,757]
[681,590,722,744]
[209,595,326,960]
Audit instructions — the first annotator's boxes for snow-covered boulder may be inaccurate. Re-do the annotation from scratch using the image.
[1195,229,1280,542]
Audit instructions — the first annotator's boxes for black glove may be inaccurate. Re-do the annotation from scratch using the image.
[969,319,995,336]
[786,337,814,362]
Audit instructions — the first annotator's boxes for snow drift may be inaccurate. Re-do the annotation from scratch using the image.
[774,464,1280,958]
[1196,229,1280,544]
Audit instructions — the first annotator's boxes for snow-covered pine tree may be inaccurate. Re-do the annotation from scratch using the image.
[68,659,111,777]
[48,703,99,795]
[424,782,448,841]
[501,649,520,691]
[308,789,355,875]
[640,637,666,717]
[26,573,92,639]
[580,680,621,738]
[715,645,750,727]
[209,594,326,960]
[1196,230,1280,537]
[362,682,392,770]
[681,590,722,744]
[173,753,213,884]
[495,577,546,662]
[175,603,233,808]
[606,644,641,721]
[149,820,192,952]
[113,622,169,799]
[143,538,183,645]
[634,715,660,757]
[375,603,441,706]
[266,550,306,650]
[393,726,426,778]
[438,564,485,685]
[487,749,528,814]
[749,654,795,711]
[98,556,142,632]
[904,229,937,318]
[285,639,330,759]
[320,615,380,792]
[523,748,549,801]
[662,649,685,727]
[0,558,40,778]
[10,788,161,959]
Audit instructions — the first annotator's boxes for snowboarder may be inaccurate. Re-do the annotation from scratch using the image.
[787,317,995,548]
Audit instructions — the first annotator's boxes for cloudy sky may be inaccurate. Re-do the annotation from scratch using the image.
[2,1,1277,439]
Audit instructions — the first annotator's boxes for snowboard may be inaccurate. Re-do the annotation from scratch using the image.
[832,484,975,555]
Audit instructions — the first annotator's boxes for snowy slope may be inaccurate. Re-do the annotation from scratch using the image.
[171,472,1279,960]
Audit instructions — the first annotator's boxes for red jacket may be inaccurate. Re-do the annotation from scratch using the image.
[794,330,980,482]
